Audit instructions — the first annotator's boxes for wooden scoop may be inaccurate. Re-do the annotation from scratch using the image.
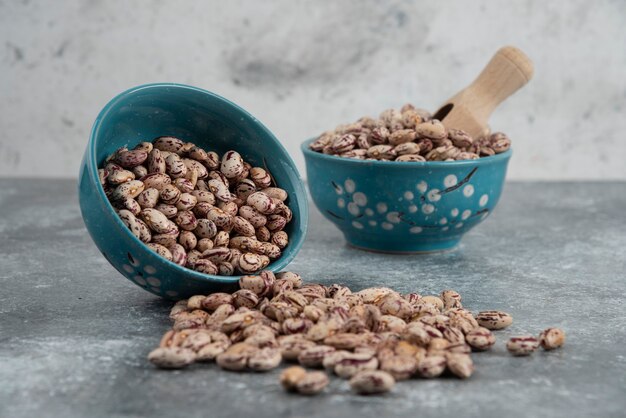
[433,46,534,139]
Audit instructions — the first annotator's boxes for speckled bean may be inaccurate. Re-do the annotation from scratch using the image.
[233,216,256,237]
[475,310,513,330]
[174,210,199,231]
[165,153,187,179]
[118,209,142,239]
[465,327,496,351]
[349,370,395,394]
[148,347,195,369]
[159,184,181,205]
[107,169,135,185]
[151,230,179,248]
[116,149,148,168]
[147,149,166,174]
[221,151,245,179]
[153,136,185,154]
[539,328,565,350]
[193,258,218,275]
[174,177,195,194]
[247,347,282,371]
[507,336,539,356]
[295,371,329,395]
[146,243,173,261]
[193,219,217,239]
[154,203,178,219]
[247,192,276,215]
[140,173,171,191]
[112,180,145,200]
[137,188,159,208]
[168,243,187,266]
[238,252,264,274]
[141,208,178,234]
[235,179,257,200]
[175,193,197,211]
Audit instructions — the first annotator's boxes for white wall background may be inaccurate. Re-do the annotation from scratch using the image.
[1,0,625,180]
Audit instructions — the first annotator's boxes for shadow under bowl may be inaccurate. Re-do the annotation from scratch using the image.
[301,139,511,253]
[78,83,308,299]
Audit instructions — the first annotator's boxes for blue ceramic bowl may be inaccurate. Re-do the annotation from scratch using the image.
[302,139,511,253]
[78,83,308,299]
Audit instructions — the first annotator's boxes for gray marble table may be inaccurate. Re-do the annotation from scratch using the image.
[1,179,625,418]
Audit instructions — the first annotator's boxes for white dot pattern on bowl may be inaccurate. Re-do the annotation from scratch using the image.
[444,175,458,188]
[327,170,491,235]
[344,179,356,193]
[352,221,364,229]
[347,202,360,216]
[115,254,184,298]
[386,212,401,224]
[427,189,441,202]
[133,275,147,286]
[463,185,474,197]
[422,204,435,214]
[353,192,367,206]
[147,277,161,287]
[479,194,489,206]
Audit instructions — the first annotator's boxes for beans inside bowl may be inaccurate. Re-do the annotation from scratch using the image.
[101,138,294,277]
[302,104,512,253]
[308,103,511,162]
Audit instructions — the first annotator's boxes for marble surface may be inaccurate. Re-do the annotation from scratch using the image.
[1,179,625,418]
[1,0,626,180]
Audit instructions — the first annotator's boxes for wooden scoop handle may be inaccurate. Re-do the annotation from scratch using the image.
[467,46,534,120]
[434,46,534,137]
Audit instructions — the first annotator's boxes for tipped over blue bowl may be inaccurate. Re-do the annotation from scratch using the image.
[78,83,308,299]
[302,139,511,253]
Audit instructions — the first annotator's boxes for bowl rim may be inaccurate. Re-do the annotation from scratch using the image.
[300,137,512,167]
[86,82,308,285]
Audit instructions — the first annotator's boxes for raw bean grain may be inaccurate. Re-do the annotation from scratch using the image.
[295,371,330,395]
[539,328,566,350]
[349,370,395,395]
[148,347,195,369]
[102,137,293,276]
[507,336,540,356]
[475,311,513,330]
[465,327,496,351]
[148,278,566,396]
[309,104,511,161]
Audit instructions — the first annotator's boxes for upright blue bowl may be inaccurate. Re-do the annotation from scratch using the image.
[78,83,308,299]
[302,139,511,253]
